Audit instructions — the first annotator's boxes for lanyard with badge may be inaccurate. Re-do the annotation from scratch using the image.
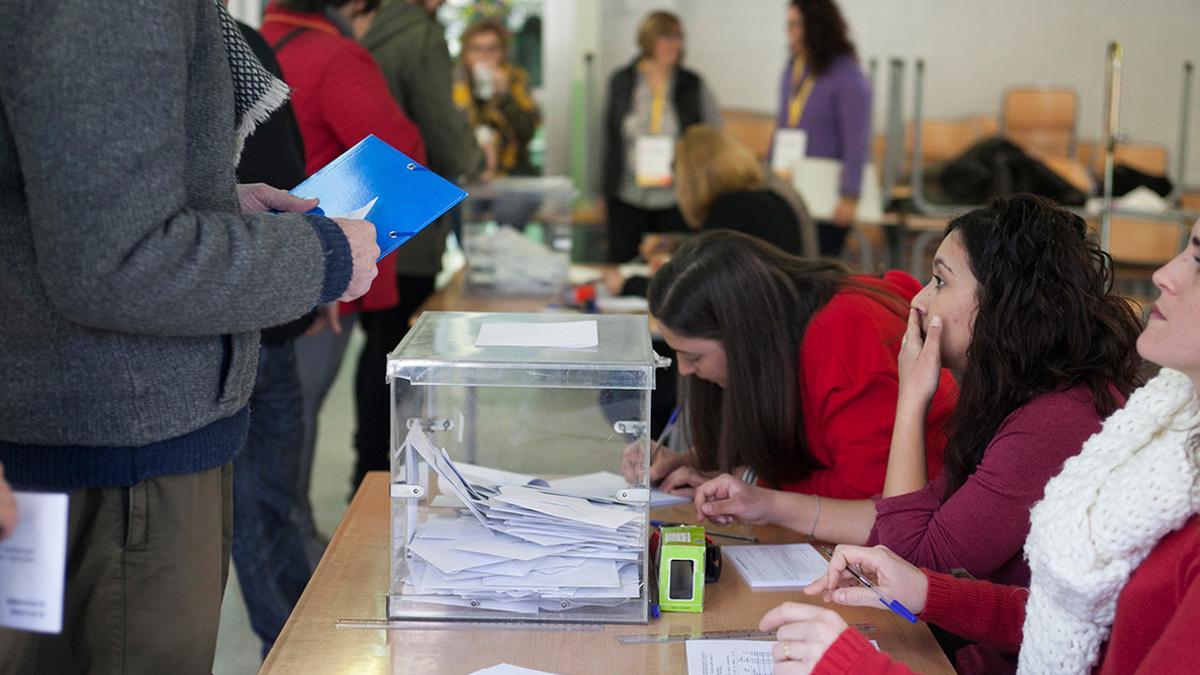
[771,58,815,178]
[635,65,675,188]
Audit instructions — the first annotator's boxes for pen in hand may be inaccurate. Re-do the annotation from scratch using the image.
[648,408,680,488]
[818,545,918,624]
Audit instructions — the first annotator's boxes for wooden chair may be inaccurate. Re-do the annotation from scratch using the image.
[1093,215,1187,306]
[1000,87,1078,158]
[722,108,777,163]
[1077,141,1169,177]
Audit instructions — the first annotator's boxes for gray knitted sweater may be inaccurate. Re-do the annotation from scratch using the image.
[0,1,349,477]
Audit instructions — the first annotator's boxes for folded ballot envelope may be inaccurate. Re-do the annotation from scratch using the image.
[290,134,468,261]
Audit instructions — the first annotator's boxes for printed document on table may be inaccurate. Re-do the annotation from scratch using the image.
[0,492,68,633]
[686,640,775,675]
[723,543,829,589]
[475,320,598,349]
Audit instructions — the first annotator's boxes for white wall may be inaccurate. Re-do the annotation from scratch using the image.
[568,0,1200,189]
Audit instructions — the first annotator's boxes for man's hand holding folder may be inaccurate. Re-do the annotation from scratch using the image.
[237,182,380,303]
[333,216,380,301]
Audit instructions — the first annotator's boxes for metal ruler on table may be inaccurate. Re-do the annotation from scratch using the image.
[337,618,602,632]
[616,629,774,644]
[616,623,875,644]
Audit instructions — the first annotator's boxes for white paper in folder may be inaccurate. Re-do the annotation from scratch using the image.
[789,159,883,223]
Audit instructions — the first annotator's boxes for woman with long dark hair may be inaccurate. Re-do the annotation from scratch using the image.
[628,230,958,502]
[695,195,1143,601]
[760,217,1200,675]
[774,0,870,257]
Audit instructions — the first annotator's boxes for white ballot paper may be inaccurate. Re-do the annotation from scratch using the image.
[0,492,69,633]
[401,426,644,614]
[723,543,829,590]
[470,664,561,675]
[475,320,598,349]
[686,640,775,675]
[549,471,688,507]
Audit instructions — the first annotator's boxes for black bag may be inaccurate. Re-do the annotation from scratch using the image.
[939,137,1088,206]
[1112,164,1173,197]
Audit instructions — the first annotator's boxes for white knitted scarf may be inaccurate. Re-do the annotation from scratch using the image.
[1019,368,1200,674]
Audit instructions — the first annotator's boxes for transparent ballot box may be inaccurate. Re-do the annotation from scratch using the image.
[386,312,666,624]
[459,176,577,296]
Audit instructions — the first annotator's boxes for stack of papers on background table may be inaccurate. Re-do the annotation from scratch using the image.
[404,427,644,613]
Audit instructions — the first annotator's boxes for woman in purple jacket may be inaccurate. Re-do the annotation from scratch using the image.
[775,0,871,257]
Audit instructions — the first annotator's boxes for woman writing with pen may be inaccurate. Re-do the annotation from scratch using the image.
[761,217,1200,674]
[620,229,958,500]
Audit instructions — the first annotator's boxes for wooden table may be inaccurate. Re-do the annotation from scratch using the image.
[415,268,562,319]
[263,474,954,674]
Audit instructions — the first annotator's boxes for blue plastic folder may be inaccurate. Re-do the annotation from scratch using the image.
[290,135,468,261]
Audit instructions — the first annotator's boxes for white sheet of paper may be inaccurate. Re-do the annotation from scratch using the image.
[415,515,495,541]
[493,486,638,530]
[474,321,598,349]
[0,492,68,634]
[330,196,378,220]
[470,663,561,675]
[634,135,674,187]
[789,158,883,223]
[404,426,489,526]
[685,640,775,675]
[439,462,547,492]
[723,544,829,590]
[549,470,690,507]
[770,128,809,176]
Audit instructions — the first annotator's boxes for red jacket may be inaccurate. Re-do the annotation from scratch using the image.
[772,271,958,498]
[261,5,427,314]
[814,515,1200,674]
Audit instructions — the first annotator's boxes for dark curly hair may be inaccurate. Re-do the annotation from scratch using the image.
[791,0,857,75]
[940,194,1144,497]
[648,230,907,486]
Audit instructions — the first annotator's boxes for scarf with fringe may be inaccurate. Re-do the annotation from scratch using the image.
[212,0,290,159]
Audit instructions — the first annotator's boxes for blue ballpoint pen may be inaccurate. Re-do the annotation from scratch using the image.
[657,408,680,449]
[645,408,680,487]
[818,545,918,624]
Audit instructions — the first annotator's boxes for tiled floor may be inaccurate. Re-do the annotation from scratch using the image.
[213,329,363,675]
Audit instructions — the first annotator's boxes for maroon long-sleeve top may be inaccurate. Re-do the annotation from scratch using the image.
[867,384,1117,587]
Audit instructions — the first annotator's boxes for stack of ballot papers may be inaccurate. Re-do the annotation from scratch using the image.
[403,426,645,614]
[464,225,569,295]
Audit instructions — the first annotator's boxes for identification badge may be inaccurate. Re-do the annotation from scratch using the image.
[770,128,809,178]
[635,135,674,188]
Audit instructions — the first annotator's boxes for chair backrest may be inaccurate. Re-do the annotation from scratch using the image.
[1102,217,1186,266]
[1000,87,1077,157]
[1077,141,1169,177]
[910,119,980,167]
[722,109,777,162]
